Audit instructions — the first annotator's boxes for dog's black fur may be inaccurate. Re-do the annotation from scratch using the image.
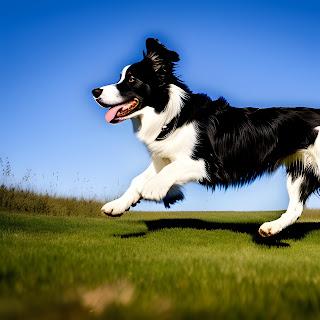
[180,95,320,197]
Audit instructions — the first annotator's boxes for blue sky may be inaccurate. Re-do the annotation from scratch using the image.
[1,0,320,211]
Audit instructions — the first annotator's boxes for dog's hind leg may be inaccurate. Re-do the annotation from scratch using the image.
[259,175,304,237]
[259,169,320,237]
[259,127,320,237]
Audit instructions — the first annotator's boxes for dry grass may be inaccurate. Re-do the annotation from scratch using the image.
[0,184,104,217]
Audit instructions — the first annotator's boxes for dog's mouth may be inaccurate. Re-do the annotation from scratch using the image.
[104,98,140,124]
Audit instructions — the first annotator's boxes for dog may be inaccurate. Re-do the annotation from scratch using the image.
[92,38,320,237]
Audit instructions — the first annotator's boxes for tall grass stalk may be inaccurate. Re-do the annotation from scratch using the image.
[0,157,104,217]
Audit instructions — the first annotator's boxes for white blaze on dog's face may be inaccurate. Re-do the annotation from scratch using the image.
[92,38,181,124]
[97,65,131,106]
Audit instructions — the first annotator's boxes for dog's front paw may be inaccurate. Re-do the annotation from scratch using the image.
[259,220,283,237]
[101,199,130,217]
[141,178,170,202]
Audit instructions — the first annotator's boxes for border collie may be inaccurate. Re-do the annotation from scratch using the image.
[92,38,320,237]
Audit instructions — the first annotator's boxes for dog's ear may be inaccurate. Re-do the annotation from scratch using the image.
[145,38,179,73]
[146,38,180,62]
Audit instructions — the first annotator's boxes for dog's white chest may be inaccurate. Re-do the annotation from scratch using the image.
[146,123,197,160]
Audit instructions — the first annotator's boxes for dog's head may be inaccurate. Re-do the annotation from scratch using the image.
[92,38,180,124]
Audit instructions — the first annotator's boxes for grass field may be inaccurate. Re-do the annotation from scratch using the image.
[2,207,320,320]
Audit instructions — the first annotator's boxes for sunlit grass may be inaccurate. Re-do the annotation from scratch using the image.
[1,209,320,319]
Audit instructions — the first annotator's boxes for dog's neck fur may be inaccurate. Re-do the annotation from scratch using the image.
[133,84,188,145]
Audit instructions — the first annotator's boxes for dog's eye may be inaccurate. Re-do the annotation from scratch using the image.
[128,76,135,83]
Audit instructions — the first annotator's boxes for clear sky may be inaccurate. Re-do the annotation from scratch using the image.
[1,0,320,211]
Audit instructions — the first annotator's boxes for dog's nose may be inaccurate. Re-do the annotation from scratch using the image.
[92,88,103,98]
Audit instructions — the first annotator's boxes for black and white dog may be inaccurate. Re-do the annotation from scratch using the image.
[92,38,320,237]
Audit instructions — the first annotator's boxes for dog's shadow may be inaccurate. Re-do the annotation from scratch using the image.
[117,219,320,247]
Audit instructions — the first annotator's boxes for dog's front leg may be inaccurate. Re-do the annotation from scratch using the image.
[101,158,167,216]
[141,158,207,202]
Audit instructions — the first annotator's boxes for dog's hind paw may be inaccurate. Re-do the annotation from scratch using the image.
[259,221,283,237]
[163,185,184,208]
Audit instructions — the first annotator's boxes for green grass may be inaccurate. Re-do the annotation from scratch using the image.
[2,209,320,320]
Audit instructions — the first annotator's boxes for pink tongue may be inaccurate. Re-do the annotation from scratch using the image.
[105,105,125,123]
